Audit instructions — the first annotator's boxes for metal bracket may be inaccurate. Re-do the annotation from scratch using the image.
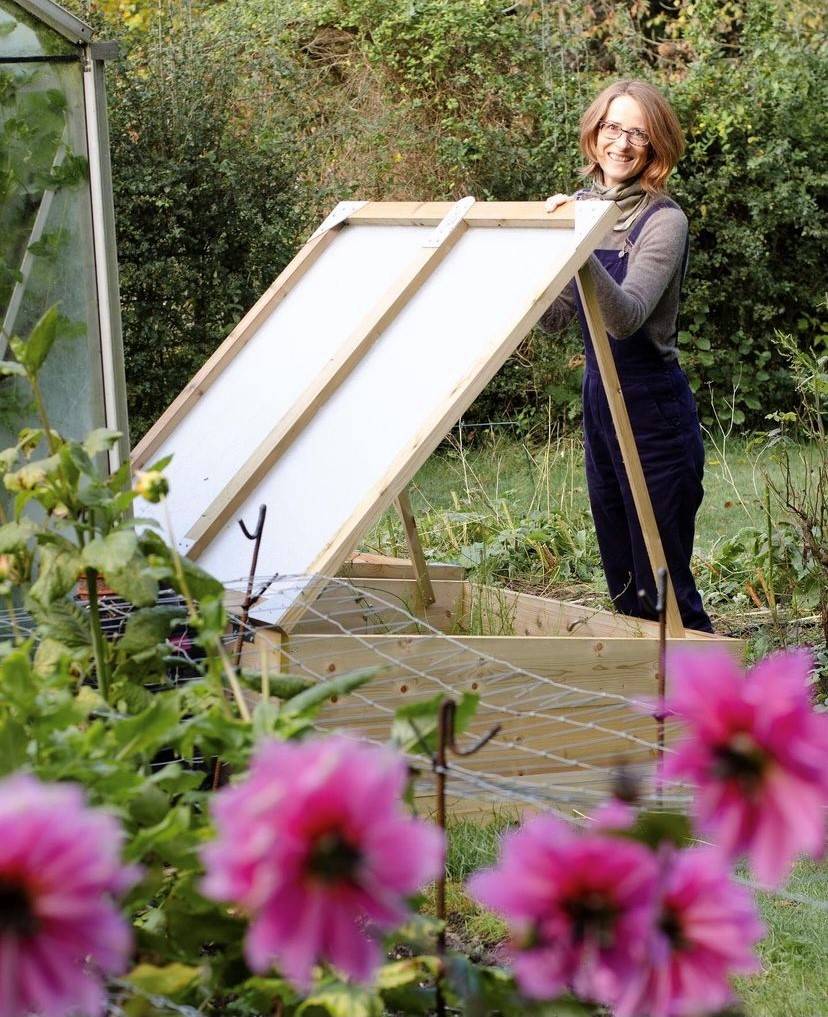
[308,201,368,241]
[423,195,475,248]
[88,41,120,62]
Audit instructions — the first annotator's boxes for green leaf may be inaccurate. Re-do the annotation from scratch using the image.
[175,555,224,602]
[139,531,223,602]
[148,454,173,473]
[297,982,383,1017]
[83,530,139,574]
[0,361,26,377]
[0,519,36,552]
[119,606,184,656]
[280,667,381,718]
[392,692,479,755]
[28,544,82,608]
[22,304,59,373]
[83,531,158,606]
[127,804,192,863]
[624,810,694,849]
[233,977,300,1013]
[252,699,279,739]
[0,718,28,775]
[377,956,440,991]
[0,650,34,707]
[125,962,202,998]
[113,693,181,758]
[109,566,159,608]
[237,670,312,699]
[83,428,123,456]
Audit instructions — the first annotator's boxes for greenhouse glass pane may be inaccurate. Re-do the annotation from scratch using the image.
[0,5,105,446]
[0,1,75,58]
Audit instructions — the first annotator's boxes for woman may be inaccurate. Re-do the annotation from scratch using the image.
[541,80,712,632]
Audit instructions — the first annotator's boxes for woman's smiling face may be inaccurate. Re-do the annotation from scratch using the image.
[596,95,650,187]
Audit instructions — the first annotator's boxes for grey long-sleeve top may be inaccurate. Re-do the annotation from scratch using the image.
[539,196,688,363]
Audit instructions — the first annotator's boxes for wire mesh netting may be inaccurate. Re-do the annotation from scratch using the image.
[223,572,687,815]
[6,570,827,925]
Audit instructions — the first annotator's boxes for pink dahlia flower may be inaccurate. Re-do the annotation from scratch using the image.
[614,847,764,1017]
[467,815,658,1006]
[201,736,444,990]
[0,774,139,1017]
[665,647,828,886]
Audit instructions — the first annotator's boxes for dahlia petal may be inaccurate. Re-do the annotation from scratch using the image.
[0,934,22,1017]
[273,887,328,990]
[468,818,658,1007]
[0,776,134,1017]
[512,947,568,1000]
[325,897,380,984]
[615,848,763,1017]
[204,737,443,992]
[590,798,635,830]
[665,647,828,882]
[748,648,813,709]
[364,817,444,892]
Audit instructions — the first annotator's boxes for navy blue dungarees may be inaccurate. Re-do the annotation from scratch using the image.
[574,202,713,632]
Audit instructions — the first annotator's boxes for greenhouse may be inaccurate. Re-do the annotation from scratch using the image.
[0,0,128,468]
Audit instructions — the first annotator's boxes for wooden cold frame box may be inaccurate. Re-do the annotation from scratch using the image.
[250,554,743,814]
[132,200,744,811]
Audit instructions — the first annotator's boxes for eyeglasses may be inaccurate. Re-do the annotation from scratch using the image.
[598,120,650,148]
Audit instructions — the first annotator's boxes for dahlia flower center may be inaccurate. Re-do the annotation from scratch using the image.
[0,878,39,937]
[307,830,362,884]
[564,891,619,947]
[659,904,687,950]
[712,732,768,790]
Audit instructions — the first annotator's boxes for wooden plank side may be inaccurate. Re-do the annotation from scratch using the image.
[575,265,685,638]
[464,583,662,639]
[131,225,340,470]
[347,201,575,228]
[338,553,466,582]
[254,630,728,776]
[463,583,728,641]
[258,631,740,698]
[251,627,738,811]
[283,578,465,635]
[185,209,472,557]
[273,203,621,630]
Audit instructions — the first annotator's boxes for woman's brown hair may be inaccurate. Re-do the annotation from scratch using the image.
[579,80,685,194]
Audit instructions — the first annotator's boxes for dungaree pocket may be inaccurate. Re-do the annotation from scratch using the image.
[622,375,683,437]
[646,373,683,433]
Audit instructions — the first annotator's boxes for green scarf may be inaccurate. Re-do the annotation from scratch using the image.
[588,177,650,231]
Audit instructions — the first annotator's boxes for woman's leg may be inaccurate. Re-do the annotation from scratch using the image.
[617,373,713,632]
[583,375,641,615]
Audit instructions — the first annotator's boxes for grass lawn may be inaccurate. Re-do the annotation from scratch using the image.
[363,431,824,645]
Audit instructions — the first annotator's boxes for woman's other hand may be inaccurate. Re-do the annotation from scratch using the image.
[545,193,573,212]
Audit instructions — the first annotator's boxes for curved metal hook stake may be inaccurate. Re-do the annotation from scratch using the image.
[431,696,501,1017]
[438,698,502,759]
[214,504,269,793]
[637,565,668,617]
[239,503,267,542]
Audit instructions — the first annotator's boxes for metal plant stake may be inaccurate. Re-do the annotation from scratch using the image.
[638,567,669,803]
[432,698,500,1017]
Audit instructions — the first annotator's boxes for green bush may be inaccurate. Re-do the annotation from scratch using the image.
[92,0,826,435]
[105,14,311,439]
